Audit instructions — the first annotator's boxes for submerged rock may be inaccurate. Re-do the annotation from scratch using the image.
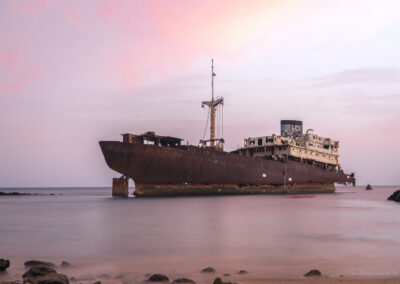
[0,259,10,272]
[388,190,400,202]
[148,274,169,282]
[365,184,373,190]
[24,260,56,268]
[304,269,321,277]
[59,261,72,268]
[97,274,110,280]
[22,266,69,284]
[237,270,248,275]
[171,278,196,284]
[201,267,216,273]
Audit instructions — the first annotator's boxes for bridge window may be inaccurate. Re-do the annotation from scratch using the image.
[258,138,262,146]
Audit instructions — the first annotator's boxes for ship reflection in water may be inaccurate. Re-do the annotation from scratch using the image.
[0,186,399,279]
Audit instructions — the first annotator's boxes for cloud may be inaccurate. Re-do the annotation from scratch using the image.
[310,68,400,87]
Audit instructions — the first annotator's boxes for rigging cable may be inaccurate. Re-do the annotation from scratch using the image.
[221,104,224,138]
[202,107,210,142]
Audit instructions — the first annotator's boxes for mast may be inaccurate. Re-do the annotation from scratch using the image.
[201,59,224,149]
[210,59,216,147]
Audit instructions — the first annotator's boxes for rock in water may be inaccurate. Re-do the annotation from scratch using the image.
[388,190,400,202]
[237,270,248,274]
[59,261,72,268]
[148,274,170,282]
[201,267,216,273]
[304,269,322,277]
[365,184,372,190]
[23,266,69,284]
[171,278,196,284]
[24,260,56,268]
[0,259,10,272]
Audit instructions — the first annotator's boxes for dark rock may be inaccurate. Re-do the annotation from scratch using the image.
[148,274,169,282]
[0,259,10,272]
[304,269,321,277]
[22,266,68,284]
[237,270,248,274]
[0,192,30,196]
[213,278,223,284]
[93,282,101,284]
[24,261,56,268]
[59,262,72,269]
[201,267,215,273]
[171,278,196,284]
[365,184,372,190]
[388,190,400,202]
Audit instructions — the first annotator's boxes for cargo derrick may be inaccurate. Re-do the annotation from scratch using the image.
[100,60,355,197]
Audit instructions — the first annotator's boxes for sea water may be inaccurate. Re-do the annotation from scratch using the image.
[0,186,399,281]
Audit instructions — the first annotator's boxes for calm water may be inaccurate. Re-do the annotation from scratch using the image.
[0,186,399,281]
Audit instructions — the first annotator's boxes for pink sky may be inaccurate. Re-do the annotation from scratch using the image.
[1,0,400,186]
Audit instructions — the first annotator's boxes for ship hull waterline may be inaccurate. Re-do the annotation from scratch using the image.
[99,141,355,196]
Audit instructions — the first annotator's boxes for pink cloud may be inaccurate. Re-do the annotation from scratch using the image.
[97,1,276,88]
[7,66,44,93]
[10,0,53,16]
[0,48,19,70]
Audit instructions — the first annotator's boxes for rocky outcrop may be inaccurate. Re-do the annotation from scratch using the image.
[0,192,31,196]
[388,190,400,202]
[148,274,169,282]
[201,267,215,273]
[0,259,10,272]
[237,270,248,274]
[22,266,69,284]
[24,260,56,268]
[304,269,321,277]
[171,278,196,284]
[365,184,372,190]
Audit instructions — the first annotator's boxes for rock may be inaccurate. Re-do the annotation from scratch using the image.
[213,278,223,284]
[24,261,56,268]
[93,282,101,284]
[201,267,215,273]
[0,192,30,196]
[148,274,169,282]
[388,190,400,202]
[304,269,321,277]
[237,270,248,274]
[22,266,69,284]
[0,259,10,272]
[59,262,72,269]
[171,278,196,284]
[365,184,372,190]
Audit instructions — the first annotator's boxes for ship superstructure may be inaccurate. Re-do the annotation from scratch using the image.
[234,120,341,171]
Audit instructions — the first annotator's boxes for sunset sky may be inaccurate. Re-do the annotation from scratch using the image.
[1,0,400,187]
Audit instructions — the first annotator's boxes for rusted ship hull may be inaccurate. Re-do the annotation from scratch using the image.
[99,141,355,196]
